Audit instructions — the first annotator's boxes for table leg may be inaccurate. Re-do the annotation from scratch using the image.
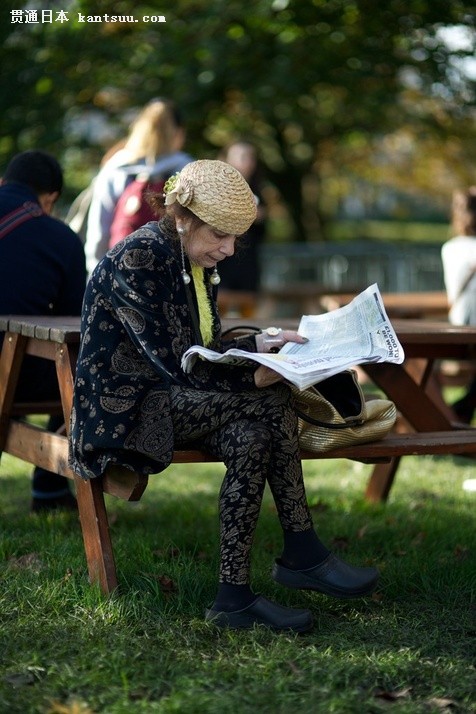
[56,343,119,594]
[364,361,452,432]
[75,475,119,594]
[363,360,454,502]
[364,457,401,503]
[55,342,78,433]
[0,333,27,454]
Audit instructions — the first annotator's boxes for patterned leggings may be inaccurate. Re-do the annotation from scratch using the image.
[169,383,314,584]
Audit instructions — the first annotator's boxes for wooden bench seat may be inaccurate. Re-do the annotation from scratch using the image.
[3,314,476,596]
[7,413,476,492]
[5,409,476,594]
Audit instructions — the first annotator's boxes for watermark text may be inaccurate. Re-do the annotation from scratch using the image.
[10,10,166,24]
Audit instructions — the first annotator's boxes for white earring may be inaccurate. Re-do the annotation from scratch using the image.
[178,228,191,285]
[210,267,221,285]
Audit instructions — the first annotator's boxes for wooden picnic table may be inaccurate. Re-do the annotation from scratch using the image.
[1,313,475,477]
[2,313,476,591]
[1,312,475,461]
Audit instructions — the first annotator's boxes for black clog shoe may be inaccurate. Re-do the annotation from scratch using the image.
[205,595,313,632]
[272,554,379,599]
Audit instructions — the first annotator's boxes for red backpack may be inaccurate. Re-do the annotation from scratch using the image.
[109,172,165,248]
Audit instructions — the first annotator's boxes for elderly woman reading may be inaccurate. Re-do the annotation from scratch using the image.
[69,160,378,632]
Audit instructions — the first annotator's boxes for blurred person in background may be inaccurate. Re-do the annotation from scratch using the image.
[217,141,268,316]
[441,186,476,422]
[84,98,193,275]
[0,149,86,512]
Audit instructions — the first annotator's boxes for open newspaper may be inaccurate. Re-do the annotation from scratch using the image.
[181,283,405,390]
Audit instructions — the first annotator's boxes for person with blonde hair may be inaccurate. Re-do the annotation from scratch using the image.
[442,186,476,422]
[70,159,379,632]
[84,98,193,275]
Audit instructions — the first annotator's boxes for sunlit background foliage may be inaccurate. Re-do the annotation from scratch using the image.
[1,0,475,239]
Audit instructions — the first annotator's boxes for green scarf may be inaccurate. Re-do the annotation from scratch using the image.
[191,265,213,346]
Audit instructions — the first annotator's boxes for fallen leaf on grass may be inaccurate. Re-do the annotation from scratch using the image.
[8,552,44,572]
[4,671,37,688]
[309,500,329,513]
[374,686,412,701]
[426,697,458,710]
[356,525,368,539]
[286,660,302,675]
[454,544,469,560]
[48,700,95,714]
[330,536,349,551]
[152,546,181,560]
[4,666,46,688]
[411,531,426,546]
[151,574,178,596]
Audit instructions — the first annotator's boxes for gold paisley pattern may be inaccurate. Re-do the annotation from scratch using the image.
[169,383,313,584]
[117,307,146,334]
[69,223,314,586]
[110,341,158,378]
[122,247,156,270]
[100,385,137,413]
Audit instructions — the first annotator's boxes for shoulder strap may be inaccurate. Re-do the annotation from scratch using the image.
[453,266,476,304]
[0,201,44,240]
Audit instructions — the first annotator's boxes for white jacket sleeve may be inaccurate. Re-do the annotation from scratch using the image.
[84,162,129,275]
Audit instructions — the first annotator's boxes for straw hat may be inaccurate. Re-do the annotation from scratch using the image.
[164,159,257,235]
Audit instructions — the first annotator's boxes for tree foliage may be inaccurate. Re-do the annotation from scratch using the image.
[1,0,475,239]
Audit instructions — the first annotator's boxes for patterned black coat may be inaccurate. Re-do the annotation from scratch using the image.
[68,223,257,480]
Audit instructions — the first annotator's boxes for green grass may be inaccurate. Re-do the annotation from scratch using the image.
[0,450,475,714]
[268,218,450,244]
[328,220,450,244]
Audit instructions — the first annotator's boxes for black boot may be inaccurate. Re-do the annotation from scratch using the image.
[452,394,476,423]
[452,377,476,424]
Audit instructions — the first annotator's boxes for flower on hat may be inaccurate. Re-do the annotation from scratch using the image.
[164,172,194,207]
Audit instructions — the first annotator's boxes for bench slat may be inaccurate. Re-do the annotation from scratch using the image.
[302,430,476,459]
[11,401,63,416]
[173,430,476,463]
[0,316,80,343]
[6,420,476,483]
[4,420,72,477]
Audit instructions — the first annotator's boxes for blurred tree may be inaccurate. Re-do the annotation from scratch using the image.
[0,0,474,239]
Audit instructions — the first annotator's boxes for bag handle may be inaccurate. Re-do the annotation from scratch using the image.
[452,266,476,305]
[221,324,261,338]
[294,406,364,430]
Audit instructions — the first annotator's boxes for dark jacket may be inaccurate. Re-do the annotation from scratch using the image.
[0,183,86,317]
[0,182,86,400]
[68,222,258,480]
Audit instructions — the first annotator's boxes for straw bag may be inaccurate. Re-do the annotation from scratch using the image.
[291,370,396,453]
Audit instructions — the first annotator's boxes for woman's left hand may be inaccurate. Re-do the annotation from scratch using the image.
[255,328,308,354]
